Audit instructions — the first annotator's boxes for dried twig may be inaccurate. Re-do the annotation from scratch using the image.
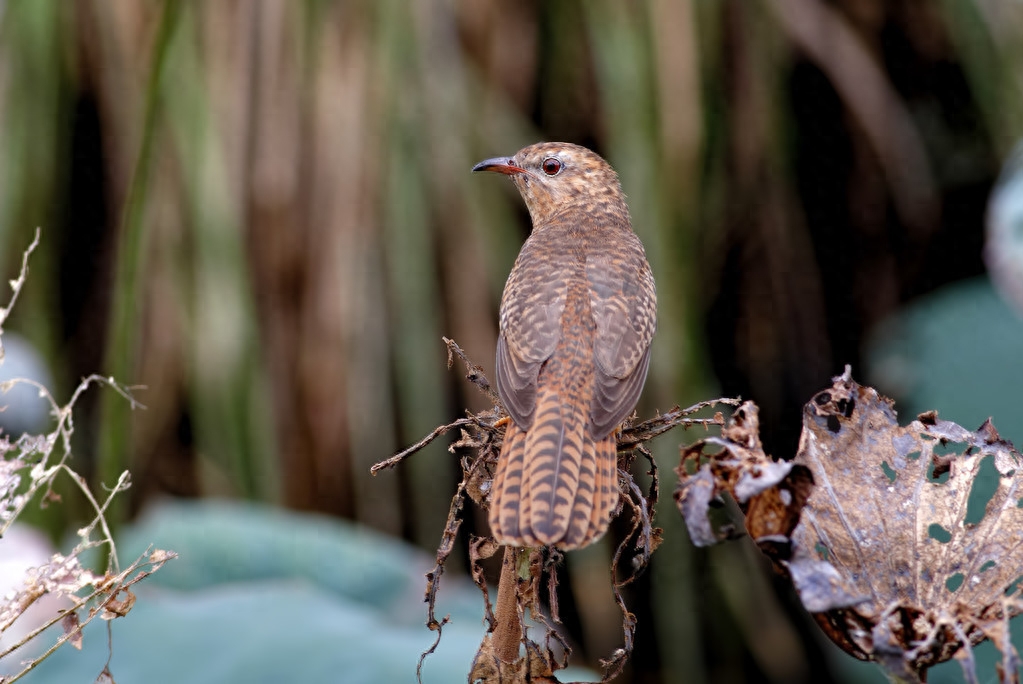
[374,337,739,682]
[370,417,476,475]
[0,231,173,684]
[0,227,40,337]
[414,453,488,682]
[618,398,738,451]
[443,336,501,406]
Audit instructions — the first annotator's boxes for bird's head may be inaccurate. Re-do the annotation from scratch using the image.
[472,142,628,228]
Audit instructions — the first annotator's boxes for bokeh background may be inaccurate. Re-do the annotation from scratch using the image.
[1,1,1022,683]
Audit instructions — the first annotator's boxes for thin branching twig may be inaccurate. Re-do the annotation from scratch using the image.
[373,337,738,682]
[0,228,40,337]
[0,232,174,683]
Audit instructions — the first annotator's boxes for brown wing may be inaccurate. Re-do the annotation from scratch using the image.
[586,233,657,438]
[495,238,570,428]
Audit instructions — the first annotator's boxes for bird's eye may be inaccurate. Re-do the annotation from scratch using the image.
[541,157,562,176]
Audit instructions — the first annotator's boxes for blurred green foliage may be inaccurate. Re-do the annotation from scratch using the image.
[0,1,1020,682]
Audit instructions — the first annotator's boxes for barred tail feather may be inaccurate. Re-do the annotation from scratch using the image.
[562,434,598,548]
[490,421,537,546]
[524,388,584,546]
[580,434,619,548]
[490,397,619,549]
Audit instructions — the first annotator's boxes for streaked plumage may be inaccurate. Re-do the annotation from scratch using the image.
[473,142,656,550]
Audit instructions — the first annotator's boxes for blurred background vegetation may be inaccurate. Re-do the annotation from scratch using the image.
[0,1,1021,682]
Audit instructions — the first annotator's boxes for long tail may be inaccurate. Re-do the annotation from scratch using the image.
[523,387,585,545]
[490,393,619,549]
[577,433,618,549]
[490,420,537,546]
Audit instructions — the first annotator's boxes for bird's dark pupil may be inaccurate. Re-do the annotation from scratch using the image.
[543,158,560,175]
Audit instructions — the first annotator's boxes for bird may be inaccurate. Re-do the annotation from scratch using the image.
[472,142,657,550]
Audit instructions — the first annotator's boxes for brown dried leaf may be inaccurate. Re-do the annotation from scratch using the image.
[62,611,82,650]
[674,369,1023,681]
[469,632,560,684]
[100,588,136,620]
[93,666,116,684]
[786,368,1023,678]
[675,402,792,547]
[469,536,501,632]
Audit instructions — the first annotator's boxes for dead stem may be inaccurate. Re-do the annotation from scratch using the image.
[375,337,739,682]
[370,417,476,474]
[494,547,522,663]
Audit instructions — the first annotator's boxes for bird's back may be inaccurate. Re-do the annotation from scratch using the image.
[491,214,653,548]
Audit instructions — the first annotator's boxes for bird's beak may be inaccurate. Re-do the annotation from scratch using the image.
[472,156,526,175]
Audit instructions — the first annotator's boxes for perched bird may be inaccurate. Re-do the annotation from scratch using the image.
[472,142,657,550]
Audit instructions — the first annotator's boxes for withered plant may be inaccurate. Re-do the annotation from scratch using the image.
[381,345,1023,683]
[0,233,175,683]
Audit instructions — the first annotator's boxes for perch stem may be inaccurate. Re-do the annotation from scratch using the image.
[493,546,521,664]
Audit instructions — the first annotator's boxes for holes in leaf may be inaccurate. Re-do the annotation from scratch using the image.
[1017,497,1023,509]
[906,450,921,461]
[1007,576,1023,597]
[815,542,829,561]
[880,461,897,484]
[928,523,952,543]
[834,396,855,417]
[979,560,996,573]
[946,572,964,592]
[933,440,967,457]
[964,455,999,525]
[927,459,950,484]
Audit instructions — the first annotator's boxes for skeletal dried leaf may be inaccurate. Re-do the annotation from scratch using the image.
[785,368,1023,680]
[676,368,1023,682]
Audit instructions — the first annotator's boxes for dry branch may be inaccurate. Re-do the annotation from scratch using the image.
[0,232,174,683]
[374,337,736,683]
